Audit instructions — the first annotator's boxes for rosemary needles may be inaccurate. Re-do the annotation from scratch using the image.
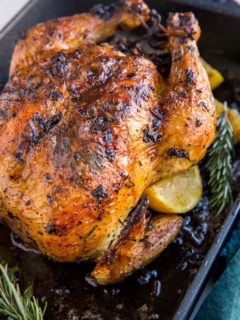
[0,263,47,320]
[207,102,234,214]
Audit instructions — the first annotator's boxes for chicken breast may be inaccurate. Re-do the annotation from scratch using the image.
[0,0,215,284]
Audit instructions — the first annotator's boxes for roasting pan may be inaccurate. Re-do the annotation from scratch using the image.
[0,1,240,319]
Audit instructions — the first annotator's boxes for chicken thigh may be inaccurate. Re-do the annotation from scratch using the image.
[0,0,215,284]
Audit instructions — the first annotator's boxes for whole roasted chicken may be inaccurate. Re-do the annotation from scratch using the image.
[0,0,215,284]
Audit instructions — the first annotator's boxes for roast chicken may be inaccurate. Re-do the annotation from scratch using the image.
[0,0,216,284]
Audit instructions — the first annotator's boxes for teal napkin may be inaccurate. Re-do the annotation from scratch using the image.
[196,221,240,320]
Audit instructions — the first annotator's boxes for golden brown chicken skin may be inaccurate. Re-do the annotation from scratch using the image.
[0,0,216,285]
[10,0,150,76]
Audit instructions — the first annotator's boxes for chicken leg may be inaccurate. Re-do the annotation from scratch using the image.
[92,198,182,285]
[10,0,150,76]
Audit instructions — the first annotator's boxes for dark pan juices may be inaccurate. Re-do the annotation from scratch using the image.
[0,5,240,320]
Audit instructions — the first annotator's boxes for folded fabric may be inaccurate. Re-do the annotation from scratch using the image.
[196,220,240,320]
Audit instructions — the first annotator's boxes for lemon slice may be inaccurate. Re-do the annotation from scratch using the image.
[201,58,224,90]
[145,166,202,214]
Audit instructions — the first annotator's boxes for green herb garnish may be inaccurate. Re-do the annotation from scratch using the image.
[0,263,47,320]
[207,102,234,214]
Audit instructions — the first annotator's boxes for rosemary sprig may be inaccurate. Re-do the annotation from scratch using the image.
[0,263,47,320]
[207,102,234,214]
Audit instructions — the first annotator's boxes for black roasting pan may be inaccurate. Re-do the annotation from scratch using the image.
[0,1,240,319]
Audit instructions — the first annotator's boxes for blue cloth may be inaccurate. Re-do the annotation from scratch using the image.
[196,220,240,320]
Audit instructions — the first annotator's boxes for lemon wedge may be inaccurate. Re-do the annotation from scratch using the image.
[145,166,202,214]
[228,108,240,142]
[202,59,240,143]
[201,58,224,90]
[215,99,240,143]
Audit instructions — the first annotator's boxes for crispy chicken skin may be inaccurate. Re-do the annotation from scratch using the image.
[10,0,150,76]
[0,0,216,284]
